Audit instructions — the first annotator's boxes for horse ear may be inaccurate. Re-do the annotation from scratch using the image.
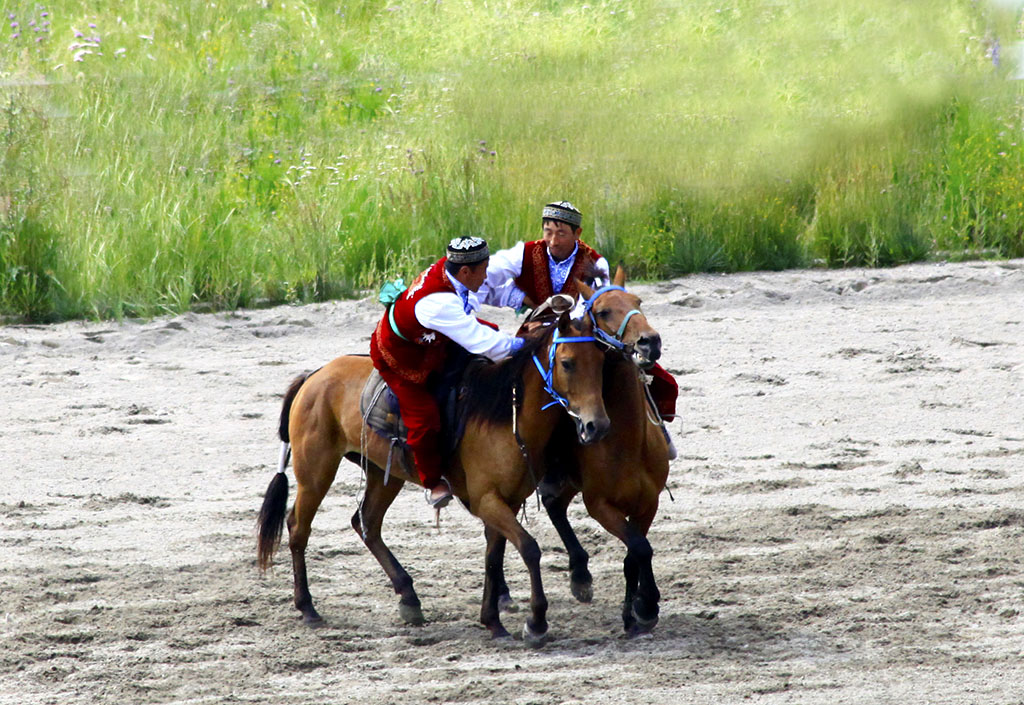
[557,310,571,334]
[613,264,626,287]
[576,278,594,301]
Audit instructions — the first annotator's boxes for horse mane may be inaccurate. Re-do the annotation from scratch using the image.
[461,318,588,426]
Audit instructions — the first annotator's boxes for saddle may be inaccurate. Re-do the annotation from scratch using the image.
[359,368,409,442]
[359,347,489,469]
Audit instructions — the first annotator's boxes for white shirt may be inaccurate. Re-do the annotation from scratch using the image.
[478,241,610,309]
[412,271,520,362]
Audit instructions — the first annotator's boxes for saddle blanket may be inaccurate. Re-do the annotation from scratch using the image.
[359,369,409,443]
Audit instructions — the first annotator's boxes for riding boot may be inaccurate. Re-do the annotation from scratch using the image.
[426,476,453,508]
[409,434,451,507]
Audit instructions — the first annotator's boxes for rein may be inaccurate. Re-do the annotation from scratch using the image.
[583,285,642,352]
[510,381,541,511]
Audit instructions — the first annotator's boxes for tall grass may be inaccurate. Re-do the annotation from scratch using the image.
[0,0,1021,321]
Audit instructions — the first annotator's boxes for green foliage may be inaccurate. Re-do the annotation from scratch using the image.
[931,97,1024,257]
[0,214,65,321]
[0,0,1021,320]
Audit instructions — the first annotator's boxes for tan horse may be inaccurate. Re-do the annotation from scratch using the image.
[256,311,609,644]
[532,269,672,636]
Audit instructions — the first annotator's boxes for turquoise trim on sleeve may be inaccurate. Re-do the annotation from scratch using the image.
[388,305,410,342]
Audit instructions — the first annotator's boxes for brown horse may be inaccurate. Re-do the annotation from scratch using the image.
[256,311,609,644]
[532,269,672,636]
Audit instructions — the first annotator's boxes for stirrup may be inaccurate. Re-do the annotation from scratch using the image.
[425,477,453,509]
[662,425,678,461]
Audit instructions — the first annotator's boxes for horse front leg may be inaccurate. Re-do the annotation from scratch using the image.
[622,526,660,636]
[626,500,663,636]
[539,478,592,603]
[621,546,641,634]
[476,493,549,647]
[585,497,660,636]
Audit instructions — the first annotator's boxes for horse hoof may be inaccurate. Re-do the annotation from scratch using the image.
[302,613,324,628]
[522,622,550,648]
[497,593,517,613]
[629,607,658,636]
[627,626,655,640]
[570,580,593,604]
[490,626,512,641]
[399,602,425,626]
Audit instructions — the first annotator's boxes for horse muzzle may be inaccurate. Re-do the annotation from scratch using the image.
[633,333,662,369]
[575,414,611,445]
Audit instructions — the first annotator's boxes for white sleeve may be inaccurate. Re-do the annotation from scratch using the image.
[414,292,517,361]
[479,279,527,309]
[478,241,526,308]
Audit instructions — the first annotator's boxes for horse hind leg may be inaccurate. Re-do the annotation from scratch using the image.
[483,526,516,614]
[287,446,343,626]
[481,526,513,639]
[348,457,423,625]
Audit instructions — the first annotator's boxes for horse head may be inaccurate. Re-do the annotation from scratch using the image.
[538,312,610,445]
[577,265,662,368]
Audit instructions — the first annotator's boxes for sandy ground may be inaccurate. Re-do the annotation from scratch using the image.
[2,259,1024,705]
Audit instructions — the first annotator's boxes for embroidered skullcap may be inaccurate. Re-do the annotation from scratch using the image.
[542,200,582,228]
[446,236,490,264]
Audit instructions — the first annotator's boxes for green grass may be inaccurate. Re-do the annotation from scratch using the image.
[1,0,1022,320]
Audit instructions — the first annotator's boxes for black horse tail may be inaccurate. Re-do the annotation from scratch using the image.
[257,471,289,572]
[258,370,317,571]
[279,370,316,442]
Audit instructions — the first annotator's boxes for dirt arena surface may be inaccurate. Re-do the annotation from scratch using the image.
[3,259,1024,704]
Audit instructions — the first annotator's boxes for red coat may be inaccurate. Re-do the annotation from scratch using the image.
[514,240,601,304]
[370,258,454,384]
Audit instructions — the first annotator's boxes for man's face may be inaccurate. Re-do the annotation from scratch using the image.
[542,220,581,261]
[459,259,489,292]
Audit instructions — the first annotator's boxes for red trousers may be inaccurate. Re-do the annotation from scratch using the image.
[375,367,443,489]
[649,363,678,421]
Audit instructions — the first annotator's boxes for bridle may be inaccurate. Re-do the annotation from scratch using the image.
[583,285,643,355]
[531,329,597,417]
[583,285,664,428]
[513,325,597,506]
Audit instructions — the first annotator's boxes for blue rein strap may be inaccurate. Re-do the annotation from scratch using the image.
[532,333,596,412]
[583,285,641,351]
[593,322,626,351]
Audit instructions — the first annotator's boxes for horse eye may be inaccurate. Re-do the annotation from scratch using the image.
[595,309,611,320]
[560,359,575,372]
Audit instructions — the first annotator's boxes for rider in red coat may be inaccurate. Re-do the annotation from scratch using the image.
[370,237,524,507]
[478,201,679,455]
[480,201,609,310]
